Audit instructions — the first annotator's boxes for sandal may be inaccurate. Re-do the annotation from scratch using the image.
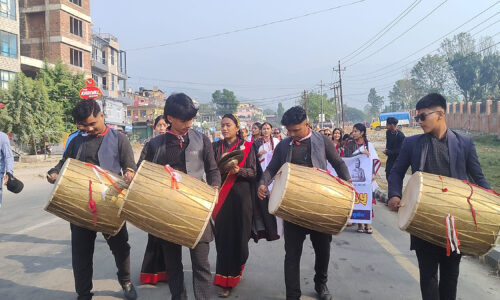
[218,288,231,298]
[365,226,373,234]
[356,225,365,233]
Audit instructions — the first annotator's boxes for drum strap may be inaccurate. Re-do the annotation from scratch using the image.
[314,167,360,201]
[88,180,98,227]
[85,163,122,194]
[445,214,460,256]
[213,141,252,220]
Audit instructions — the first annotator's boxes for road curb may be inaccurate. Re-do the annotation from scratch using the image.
[373,188,500,272]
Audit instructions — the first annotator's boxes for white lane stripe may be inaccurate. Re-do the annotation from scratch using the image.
[12,217,61,235]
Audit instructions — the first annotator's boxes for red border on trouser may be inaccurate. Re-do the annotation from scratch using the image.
[213,265,245,288]
[140,272,168,284]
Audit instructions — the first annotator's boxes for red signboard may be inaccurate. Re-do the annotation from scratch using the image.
[80,78,102,99]
[85,78,97,87]
[80,86,102,100]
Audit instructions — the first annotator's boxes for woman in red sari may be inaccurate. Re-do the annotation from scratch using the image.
[212,114,257,297]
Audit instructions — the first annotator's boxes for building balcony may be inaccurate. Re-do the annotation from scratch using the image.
[91,59,108,73]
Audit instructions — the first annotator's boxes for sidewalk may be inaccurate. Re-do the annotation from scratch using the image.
[373,167,500,273]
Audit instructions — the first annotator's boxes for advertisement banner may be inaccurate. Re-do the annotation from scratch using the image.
[328,155,373,224]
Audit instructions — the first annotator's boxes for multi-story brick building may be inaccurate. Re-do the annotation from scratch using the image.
[91,30,128,129]
[236,103,264,127]
[127,87,165,123]
[19,0,92,77]
[0,0,20,89]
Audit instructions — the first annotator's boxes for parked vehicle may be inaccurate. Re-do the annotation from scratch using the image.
[370,112,411,131]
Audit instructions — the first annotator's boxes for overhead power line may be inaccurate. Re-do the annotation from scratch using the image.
[341,0,422,62]
[343,1,499,79]
[346,0,449,67]
[125,0,367,51]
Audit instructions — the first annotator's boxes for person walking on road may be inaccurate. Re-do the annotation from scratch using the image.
[137,93,221,300]
[0,131,14,208]
[384,117,405,180]
[258,106,351,300]
[47,100,138,300]
[388,93,491,300]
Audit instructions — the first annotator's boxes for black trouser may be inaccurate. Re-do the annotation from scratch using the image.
[160,239,212,300]
[71,223,131,298]
[415,249,461,300]
[283,221,332,300]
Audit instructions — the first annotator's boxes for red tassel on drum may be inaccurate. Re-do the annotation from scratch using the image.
[88,180,98,226]
[439,176,448,192]
[463,181,478,231]
[164,165,179,190]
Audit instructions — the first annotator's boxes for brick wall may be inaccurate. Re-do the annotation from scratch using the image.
[446,100,500,135]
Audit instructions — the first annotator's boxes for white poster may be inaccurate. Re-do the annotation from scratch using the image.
[328,155,373,224]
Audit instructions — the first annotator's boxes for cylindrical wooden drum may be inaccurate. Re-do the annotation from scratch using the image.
[119,161,218,249]
[268,162,356,235]
[399,171,500,256]
[45,158,127,235]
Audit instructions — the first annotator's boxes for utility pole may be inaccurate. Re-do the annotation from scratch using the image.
[333,60,346,129]
[303,90,308,117]
[318,80,328,129]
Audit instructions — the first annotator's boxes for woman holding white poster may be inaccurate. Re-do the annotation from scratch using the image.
[344,123,380,234]
[255,122,282,239]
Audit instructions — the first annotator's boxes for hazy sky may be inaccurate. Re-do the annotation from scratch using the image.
[91,0,499,110]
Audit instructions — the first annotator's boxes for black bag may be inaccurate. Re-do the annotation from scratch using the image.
[6,172,23,193]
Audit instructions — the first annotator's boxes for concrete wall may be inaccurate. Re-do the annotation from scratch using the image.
[446,100,499,135]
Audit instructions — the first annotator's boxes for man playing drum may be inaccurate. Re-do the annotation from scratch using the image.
[137,93,221,300]
[257,106,351,300]
[388,93,490,300]
[47,100,137,300]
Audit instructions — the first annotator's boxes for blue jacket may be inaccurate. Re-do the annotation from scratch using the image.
[388,129,490,199]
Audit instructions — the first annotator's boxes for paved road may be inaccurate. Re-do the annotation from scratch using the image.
[0,166,498,300]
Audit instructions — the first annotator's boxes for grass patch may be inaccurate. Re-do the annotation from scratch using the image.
[473,135,500,191]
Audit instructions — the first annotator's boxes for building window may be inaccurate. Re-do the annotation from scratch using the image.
[0,30,17,58]
[140,110,147,117]
[69,0,82,6]
[111,49,115,65]
[0,69,16,89]
[91,73,98,85]
[101,50,106,64]
[70,48,82,67]
[102,76,107,90]
[0,0,15,20]
[111,74,115,91]
[70,16,83,37]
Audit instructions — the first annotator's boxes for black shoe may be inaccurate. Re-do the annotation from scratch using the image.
[121,282,137,300]
[315,284,332,300]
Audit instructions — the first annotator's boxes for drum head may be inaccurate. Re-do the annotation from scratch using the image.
[398,172,423,230]
[268,163,291,214]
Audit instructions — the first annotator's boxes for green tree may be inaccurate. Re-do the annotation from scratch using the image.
[211,89,239,115]
[344,105,366,123]
[365,88,384,119]
[277,102,285,122]
[410,54,457,97]
[37,61,85,130]
[263,108,276,115]
[198,102,216,115]
[440,32,500,102]
[1,73,65,153]
[388,78,421,110]
[300,92,336,124]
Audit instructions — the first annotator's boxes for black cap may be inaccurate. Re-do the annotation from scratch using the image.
[6,173,24,194]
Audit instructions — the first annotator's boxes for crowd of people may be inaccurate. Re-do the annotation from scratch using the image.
[33,92,491,300]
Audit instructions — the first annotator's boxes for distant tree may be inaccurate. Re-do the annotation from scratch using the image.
[211,89,239,115]
[440,32,500,102]
[37,61,85,131]
[388,78,421,110]
[300,92,336,123]
[198,102,216,115]
[277,102,285,122]
[1,73,64,153]
[366,88,384,119]
[263,108,276,115]
[410,54,458,97]
[344,105,366,123]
